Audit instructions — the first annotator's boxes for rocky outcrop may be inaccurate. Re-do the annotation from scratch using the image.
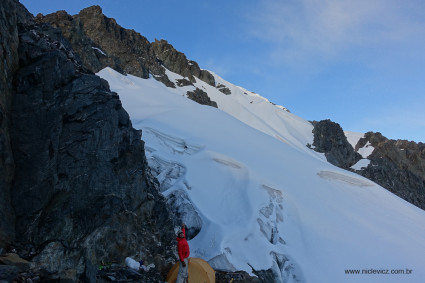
[217,83,231,95]
[186,88,218,108]
[36,6,217,91]
[0,2,178,281]
[36,6,175,88]
[311,120,425,211]
[151,39,216,86]
[311,120,362,168]
[354,132,425,210]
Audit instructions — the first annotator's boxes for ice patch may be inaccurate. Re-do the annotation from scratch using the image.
[208,253,237,272]
[148,155,187,192]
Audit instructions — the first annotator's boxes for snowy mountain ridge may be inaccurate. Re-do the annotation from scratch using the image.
[98,67,425,283]
[37,4,425,213]
[165,67,317,157]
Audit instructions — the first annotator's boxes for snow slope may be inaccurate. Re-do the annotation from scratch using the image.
[98,67,425,283]
[164,69,316,157]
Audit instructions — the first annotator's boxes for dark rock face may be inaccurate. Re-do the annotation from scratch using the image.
[355,132,425,210]
[311,120,362,168]
[0,2,177,280]
[186,88,218,108]
[0,0,25,250]
[0,265,19,282]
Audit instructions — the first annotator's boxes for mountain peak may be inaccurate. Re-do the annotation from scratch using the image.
[79,5,103,16]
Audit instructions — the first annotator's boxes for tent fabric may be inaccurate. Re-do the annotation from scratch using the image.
[166,258,215,283]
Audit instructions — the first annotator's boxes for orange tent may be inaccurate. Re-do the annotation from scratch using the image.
[166,258,215,283]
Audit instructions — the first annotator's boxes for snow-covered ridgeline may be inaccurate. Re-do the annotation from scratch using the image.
[164,69,318,158]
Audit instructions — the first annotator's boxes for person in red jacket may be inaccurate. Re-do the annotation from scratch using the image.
[176,223,190,283]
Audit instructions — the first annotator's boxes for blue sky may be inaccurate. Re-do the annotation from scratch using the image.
[21,0,425,142]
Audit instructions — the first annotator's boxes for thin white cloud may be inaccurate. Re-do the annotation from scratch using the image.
[248,0,425,65]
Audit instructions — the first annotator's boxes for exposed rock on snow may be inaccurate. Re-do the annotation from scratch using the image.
[216,83,232,95]
[186,88,218,108]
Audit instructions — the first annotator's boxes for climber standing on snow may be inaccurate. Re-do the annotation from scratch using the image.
[176,223,190,283]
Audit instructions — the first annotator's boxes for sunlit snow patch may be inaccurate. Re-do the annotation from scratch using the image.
[351,159,371,170]
[358,141,374,158]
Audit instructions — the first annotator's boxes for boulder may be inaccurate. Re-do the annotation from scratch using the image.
[311,120,362,168]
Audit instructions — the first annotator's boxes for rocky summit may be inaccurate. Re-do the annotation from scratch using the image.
[36,6,216,93]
